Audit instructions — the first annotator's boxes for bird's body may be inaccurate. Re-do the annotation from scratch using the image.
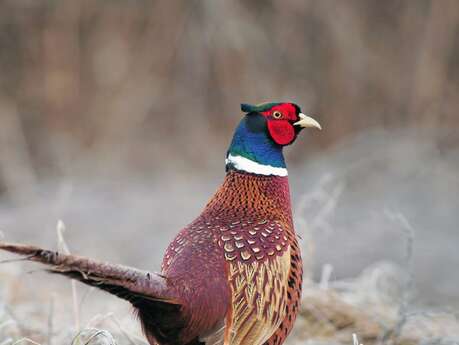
[0,102,321,345]
[159,171,302,345]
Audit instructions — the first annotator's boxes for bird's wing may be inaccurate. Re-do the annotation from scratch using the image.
[212,218,295,345]
[161,224,233,345]
[262,237,303,345]
[225,247,291,345]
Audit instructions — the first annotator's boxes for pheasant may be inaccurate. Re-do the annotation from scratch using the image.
[0,102,321,345]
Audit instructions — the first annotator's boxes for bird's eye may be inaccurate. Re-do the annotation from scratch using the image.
[272,111,282,119]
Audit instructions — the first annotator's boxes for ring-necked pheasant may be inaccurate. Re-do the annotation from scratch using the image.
[0,102,321,345]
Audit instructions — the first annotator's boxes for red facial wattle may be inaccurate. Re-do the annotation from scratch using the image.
[267,120,295,145]
[261,103,298,146]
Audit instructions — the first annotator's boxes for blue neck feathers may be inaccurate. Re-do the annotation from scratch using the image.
[226,115,286,175]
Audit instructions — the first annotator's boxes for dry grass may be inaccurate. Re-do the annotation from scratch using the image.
[1,260,458,345]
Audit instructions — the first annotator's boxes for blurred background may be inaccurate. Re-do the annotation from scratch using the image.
[0,0,459,343]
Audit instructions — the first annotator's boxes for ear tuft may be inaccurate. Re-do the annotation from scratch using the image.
[241,104,254,113]
[241,102,281,113]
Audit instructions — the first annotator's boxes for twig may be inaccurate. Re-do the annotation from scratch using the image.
[319,263,334,290]
[78,287,96,312]
[11,338,41,345]
[353,333,364,345]
[379,210,415,345]
[56,220,80,332]
[108,315,140,345]
[86,312,115,329]
[71,329,116,345]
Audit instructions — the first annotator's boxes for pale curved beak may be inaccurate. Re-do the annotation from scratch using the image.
[293,113,322,130]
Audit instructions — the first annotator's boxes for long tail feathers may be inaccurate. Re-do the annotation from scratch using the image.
[0,241,177,305]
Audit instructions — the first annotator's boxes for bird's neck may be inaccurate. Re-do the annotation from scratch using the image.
[226,117,287,177]
[203,170,293,224]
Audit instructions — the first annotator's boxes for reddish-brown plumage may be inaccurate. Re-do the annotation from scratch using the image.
[160,171,303,345]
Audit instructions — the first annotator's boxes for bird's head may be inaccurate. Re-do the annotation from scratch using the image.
[226,102,321,176]
[240,102,321,145]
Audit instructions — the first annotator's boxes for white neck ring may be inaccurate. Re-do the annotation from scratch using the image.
[225,154,288,177]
